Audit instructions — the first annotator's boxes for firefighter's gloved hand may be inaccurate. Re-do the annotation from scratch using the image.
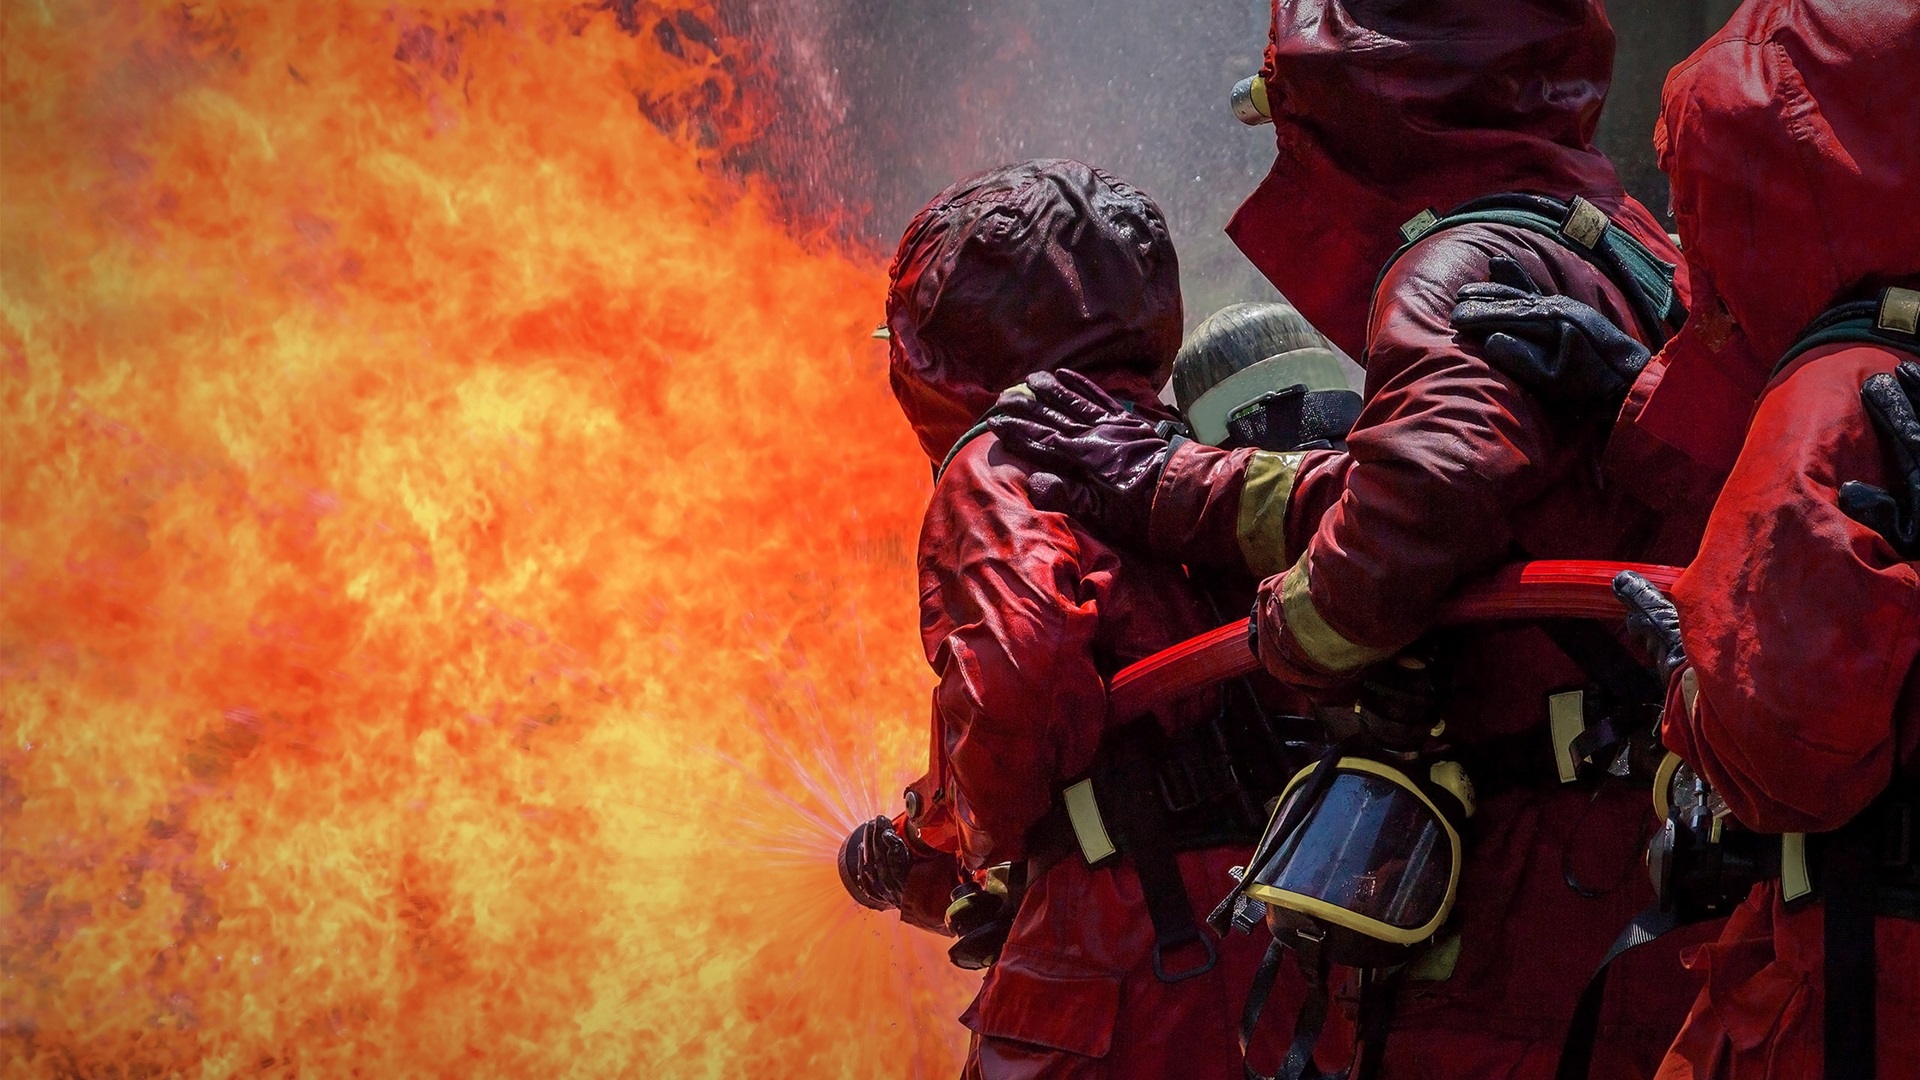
[989,369,1171,548]
[1840,361,1920,558]
[838,815,912,912]
[1613,571,1686,683]
[1450,257,1651,407]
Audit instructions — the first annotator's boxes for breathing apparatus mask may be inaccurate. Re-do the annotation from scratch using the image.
[1171,303,1361,453]
[1213,655,1474,967]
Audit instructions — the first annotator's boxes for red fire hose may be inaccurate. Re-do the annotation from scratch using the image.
[1106,560,1682,721]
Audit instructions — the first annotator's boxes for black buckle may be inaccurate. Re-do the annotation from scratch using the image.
[1153,925,1220,983]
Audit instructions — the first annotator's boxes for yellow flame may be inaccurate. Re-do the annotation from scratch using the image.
[1,1,976,1074]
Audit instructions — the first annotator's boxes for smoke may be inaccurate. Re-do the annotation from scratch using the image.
[727,0,1744,332]
[726,0,1284,326]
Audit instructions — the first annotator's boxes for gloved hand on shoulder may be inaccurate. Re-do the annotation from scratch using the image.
[987,369,1171,550]
[1449,256,1651,408]
[1840,360,1920,558]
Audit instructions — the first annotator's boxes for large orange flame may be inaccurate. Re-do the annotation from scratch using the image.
[1,2,976,1074]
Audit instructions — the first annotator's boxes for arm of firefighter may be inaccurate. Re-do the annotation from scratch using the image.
[1252,238,1578,684]
[1662,345,1920,834]
[1147,441,1349,577]
[920,439,1109,871]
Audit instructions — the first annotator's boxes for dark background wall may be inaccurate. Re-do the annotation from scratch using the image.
[742,0,1745,326]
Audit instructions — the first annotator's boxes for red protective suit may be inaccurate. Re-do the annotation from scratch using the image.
[1144,3,1715,1076]
[886,160,1295,1078]
[1636,4,1920,1076]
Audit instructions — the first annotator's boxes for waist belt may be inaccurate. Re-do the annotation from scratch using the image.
[1029,717,1301,984]
[1557,779,1920,1080]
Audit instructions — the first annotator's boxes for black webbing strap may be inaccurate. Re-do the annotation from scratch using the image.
[1553,905,1691,1080]
[934,416,998,482]
[1098,729,1219,983]
[1348,964,1407,1080]
[1774,295,1920,379]
[1540,619,1665,708]
[1374,193,1688,348]
[1824,826,1878,1080]
[1239,939,1292,1080]
[1240,931,1336,1080]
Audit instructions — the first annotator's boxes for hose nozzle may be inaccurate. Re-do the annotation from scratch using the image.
[1231,75,1272,126]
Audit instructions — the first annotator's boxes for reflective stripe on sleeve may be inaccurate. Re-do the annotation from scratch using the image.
[1236,450,1308,578]
[1279,555,1396,674]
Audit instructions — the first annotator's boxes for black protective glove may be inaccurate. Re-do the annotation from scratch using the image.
[1613,571,1686,683]
[837,815,912,912]
[1449,257,1652,407]
[1839,360,1920,558]
[987,369,1172,548]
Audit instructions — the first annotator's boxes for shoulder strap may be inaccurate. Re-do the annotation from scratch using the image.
[1375,193,1687,348]
[1773,287,1920,378]
[933,416,998,482]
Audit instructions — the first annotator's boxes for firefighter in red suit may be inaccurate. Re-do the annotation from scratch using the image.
[1457,3,1920,1076]
[853,158,1321,1079]
[988,3,1715,1076]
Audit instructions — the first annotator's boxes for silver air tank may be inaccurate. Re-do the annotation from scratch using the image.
[1231,74,1272,126]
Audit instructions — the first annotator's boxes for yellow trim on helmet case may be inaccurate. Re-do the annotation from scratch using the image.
[1242,756,1464,946]
[1235,451,1307,577]
[1278,556,1396,674]
[1652,752,1684,821]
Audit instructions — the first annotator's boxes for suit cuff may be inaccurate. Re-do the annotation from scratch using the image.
[1256,555,1396,682]
[1147,440,1259,567]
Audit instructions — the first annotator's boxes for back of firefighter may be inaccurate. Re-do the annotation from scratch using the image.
[1619,4,1920,1076]
[883,158,1296,1079]
[986,3,1717,1077]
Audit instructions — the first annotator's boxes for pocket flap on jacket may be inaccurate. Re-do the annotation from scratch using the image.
[962,947,1124,1058]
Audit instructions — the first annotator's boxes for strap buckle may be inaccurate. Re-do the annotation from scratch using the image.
[1561,196,1610,249]
[1153,924,1220,983]
[1878,287,1920,335]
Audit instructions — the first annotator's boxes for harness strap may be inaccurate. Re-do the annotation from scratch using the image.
[1553,905,1691,1080]
[934,415,999,481]
[1774,288,1920,378]
[1349,964,1406,1080]
[1376,193,1687,348]
[1824,825,1878,1080]
[1094,728,1219,983]
[1239,939,1291,1080]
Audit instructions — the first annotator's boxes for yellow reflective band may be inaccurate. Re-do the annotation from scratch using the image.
[1279,557,1395,674]
[1063,779,1117,865]
[1236,450,1307,577]
[1549,691,1586,784]
[1781,833,1813,902]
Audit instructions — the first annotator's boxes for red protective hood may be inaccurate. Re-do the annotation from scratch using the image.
[1662,0,1920,370]
[1618,0,1920,489]
[1227,0,1650,359]
[886,159,1184,463]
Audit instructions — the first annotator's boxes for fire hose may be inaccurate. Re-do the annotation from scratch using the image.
[1106,558,1681,721]
[843,559,1686,969]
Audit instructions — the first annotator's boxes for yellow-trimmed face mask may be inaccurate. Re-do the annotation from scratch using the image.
[1241,755,1473,966]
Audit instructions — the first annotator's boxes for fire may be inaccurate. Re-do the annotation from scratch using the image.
[0,1,975,1075]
